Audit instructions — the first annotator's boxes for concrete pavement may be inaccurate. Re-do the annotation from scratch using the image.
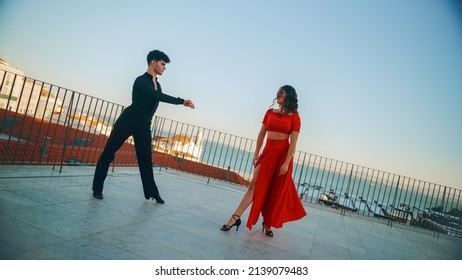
[1,165,461,260]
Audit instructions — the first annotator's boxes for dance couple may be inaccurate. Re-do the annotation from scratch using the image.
[92,50,306,237]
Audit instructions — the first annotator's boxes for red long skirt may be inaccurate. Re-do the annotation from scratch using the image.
[247,139,307,230]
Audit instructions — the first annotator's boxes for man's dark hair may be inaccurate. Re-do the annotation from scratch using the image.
[147,50,170,65]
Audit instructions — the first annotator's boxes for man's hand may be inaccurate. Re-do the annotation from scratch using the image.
[183,99,195,109]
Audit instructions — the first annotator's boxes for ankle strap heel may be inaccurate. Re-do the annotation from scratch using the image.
[220,214,241,231]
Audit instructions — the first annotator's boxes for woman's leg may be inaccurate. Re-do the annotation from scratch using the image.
[224,165,261,226]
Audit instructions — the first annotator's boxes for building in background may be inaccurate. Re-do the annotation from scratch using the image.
[0,58,24,111]
[153,130,204,161]
[1,58,63,119]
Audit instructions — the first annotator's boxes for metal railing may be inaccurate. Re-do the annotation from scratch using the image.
[1,70,461,237]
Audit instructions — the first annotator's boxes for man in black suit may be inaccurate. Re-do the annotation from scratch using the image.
[92,50,195,203]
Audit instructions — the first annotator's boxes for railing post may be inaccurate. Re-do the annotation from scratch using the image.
[297,153,306,195]
[59,91,75,173]
[225,166,230,181]
[387,219,393,228]
[40,136,50,157]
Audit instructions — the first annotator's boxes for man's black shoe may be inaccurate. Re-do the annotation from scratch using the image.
[148,196,165,204]
[93,192,103,200]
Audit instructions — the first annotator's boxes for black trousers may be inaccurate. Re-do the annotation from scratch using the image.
[92,108,160,199]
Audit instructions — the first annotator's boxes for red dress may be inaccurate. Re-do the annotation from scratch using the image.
[247,109,307,230]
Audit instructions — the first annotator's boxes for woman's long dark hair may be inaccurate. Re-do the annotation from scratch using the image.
[272,85,298,114]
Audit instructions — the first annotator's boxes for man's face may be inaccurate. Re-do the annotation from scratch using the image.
[151,60,167,75]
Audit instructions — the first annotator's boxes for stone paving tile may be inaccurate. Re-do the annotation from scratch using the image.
[0,214,64,259]
[10,236,142,260]
[0,190,42,211]
[93,228,194,260]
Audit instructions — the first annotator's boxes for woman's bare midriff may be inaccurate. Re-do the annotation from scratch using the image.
[267,131,289,140]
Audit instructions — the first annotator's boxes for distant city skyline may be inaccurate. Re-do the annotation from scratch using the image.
[1,0,461,189]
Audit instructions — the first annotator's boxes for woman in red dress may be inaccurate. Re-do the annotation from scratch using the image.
[220,85,306,237]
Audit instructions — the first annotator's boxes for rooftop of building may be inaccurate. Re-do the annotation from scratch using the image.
[1,164,461,260]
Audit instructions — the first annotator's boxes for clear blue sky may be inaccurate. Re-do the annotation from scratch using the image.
[1,0,461,188]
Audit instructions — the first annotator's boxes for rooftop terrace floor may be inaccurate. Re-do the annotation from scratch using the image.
[1,165,461,260]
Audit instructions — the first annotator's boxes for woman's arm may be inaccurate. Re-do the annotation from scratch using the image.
[279,131,299,175]
[253,124,267,167]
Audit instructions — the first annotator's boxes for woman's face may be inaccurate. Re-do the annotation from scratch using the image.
[276,89,286,105]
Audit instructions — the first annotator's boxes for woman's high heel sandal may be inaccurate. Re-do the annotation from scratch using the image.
[220,214,241,231]
[262,222,274,237]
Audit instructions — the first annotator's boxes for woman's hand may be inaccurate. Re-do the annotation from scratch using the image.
[253,154,259,167]
[279,162,289,175]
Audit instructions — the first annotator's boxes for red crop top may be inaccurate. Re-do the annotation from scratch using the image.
[262,109,301,134]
